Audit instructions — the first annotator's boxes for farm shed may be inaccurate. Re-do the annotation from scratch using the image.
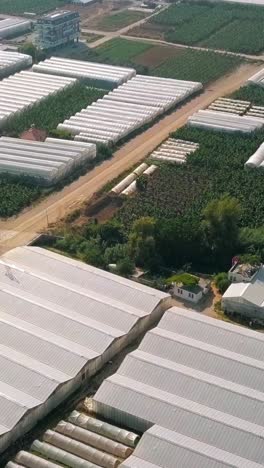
[0,51,32,80]
[33,57,136,88]
[222,265,264,324]
[0,70,77,128]
[188,109,264,133]
[0,137,96,184]
[245,142,264,168]
[59,74,202,145]
[93,306,264,467]
[0,17,32,39]
[0,246,170,454]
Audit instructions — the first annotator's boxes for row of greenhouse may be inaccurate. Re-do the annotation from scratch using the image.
[149,138,199,164]
[208,97,251,115]
[33,57,136,88]
[0,137,96,184]
[111,162,158,196]
[0,70,77,128]
[0,51,32,80]
[59,75,202,145]
[0,17,32,39]
[7,411,139,468]
[188,109,264,133]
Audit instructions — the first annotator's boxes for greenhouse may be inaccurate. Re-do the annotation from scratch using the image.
[0,137,96,184]
[208,97,250,115]
[59,75,202,145]
[245,142,264,168]
[0,71,77,128]
[150,138,199,164]
[248,68,264,87]
[0,17,31,39]
[0,51,32,79]
[0,246,169,455]
[33,57,136,88]
[93,306,264,468]
[246,105,264,119]
[188,109,264,133]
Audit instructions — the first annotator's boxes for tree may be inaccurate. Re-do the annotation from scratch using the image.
[99,220,124,246]
[128,217,160,271]
[18,43,46,63]
[79,237,104,267]
[202,195,242,266]
[116,257,135,277]
[104,243,128,264]
[214,272,231,294]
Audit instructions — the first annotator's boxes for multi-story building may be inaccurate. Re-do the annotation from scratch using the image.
[36,10,80,50]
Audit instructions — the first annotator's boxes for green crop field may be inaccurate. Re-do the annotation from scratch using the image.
[95,10,148,32]
[0,176,41,218]
[147,1,264,54]
[0,0,66,15]
[95,37,153,63]
[153,50,242,85]
[117,127,264,230]
[231,84,264,106]
[94,38,242,84]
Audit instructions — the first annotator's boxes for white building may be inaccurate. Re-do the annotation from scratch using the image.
[93,306,264,467]
[223,264,264,324]
[0,246,169,454]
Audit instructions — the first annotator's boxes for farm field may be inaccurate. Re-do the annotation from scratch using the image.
[230,84,264,106]
[129,1,264,54]
[89,10,148,32]
[117,126,264,230]
[0,176,40,218]
[0,0,66,15]
[2,83,105,136]
[81,33,104,43]
[94,38,242,84]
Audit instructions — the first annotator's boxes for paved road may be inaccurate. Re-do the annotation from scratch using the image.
[0,62,261,255]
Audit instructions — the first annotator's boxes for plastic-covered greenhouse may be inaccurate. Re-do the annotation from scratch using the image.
[150,138,199,164]
[0,51,32,79]
[0,17,31,39]
[0,137,96,184]
[33,57,136,89]
[0,71,77,128]
[188,110,264,133]
[245,142,264,168]
[59,75,202,145]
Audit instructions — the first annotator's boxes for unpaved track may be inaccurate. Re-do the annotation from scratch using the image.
[0,62,261,254]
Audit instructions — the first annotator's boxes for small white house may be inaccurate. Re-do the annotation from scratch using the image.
[171,273,209,304]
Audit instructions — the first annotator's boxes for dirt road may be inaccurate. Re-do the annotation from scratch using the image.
[0,62,261,254]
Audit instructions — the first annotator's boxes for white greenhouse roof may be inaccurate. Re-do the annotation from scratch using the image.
[223,265,264,307]
[0,246,168,444]
[188,109,264,133]
[94,307,264,468]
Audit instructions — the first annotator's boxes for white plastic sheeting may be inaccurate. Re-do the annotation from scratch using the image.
[111,173,137,194]
[0,51,32,79]
[0,137,96,184]
[121,181,137,196]
[94,306,264,468]
[69,411,139,448]
[43,430,120,468]
[248,68,264,87]
[150,138,199,164]
[31,440,100,468]
[143,164,158,176]
[0,71,77,128]
[58,75,202,145]
[208,98,250,115]
[245,142,264,168]
[56,420,133,458]
[188,110,264,133]
[0,246,168,454]
[33,57,135,87]
[15,450,61,467]
[0,18,31,39]
[246,105,264,119]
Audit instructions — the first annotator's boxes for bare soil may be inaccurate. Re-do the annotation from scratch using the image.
[134,44,184,67]
[127,22,167,40]
[81,0,133,29]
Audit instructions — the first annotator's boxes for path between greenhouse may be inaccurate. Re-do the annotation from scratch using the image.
[0,62,262,255]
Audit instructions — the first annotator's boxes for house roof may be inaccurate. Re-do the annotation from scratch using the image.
[20,127,47,142]
[223,265,264,307]
[0,246,168,445]
[94,306,264,468]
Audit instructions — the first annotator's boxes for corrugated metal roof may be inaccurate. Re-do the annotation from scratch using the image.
[0,247,168,447]
[94,307,264,467]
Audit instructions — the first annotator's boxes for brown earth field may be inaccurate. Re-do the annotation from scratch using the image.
[65,0,132,27]
[126,22,167,40]
[134,44,184,67]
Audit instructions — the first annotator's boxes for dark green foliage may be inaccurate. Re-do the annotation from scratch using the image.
[0,0,66,15]
[18,43,46,64]
[214,272,230,293]
[0,175,40,218]
[2,83,104,136]
[231,85,264,107]
[116,257,135,277]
